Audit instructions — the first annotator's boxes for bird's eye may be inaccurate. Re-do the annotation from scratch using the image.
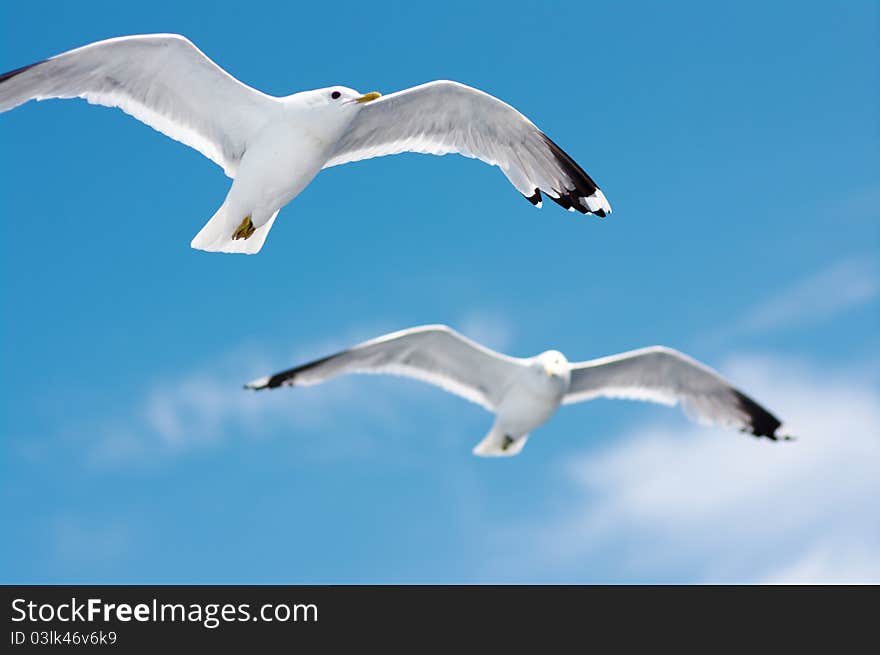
[331,91,341,100]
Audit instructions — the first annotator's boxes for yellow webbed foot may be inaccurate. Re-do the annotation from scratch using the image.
[232,215,255,240]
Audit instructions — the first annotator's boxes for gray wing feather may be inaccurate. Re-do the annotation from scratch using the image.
[564,346,790,440]
[0,34,279,177]
[245,325,523,411]
[324,80,611,216]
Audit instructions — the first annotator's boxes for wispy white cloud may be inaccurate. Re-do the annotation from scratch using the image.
[762,541,880,584]
[503,354,880,583]
[732,255,879,336]
[458,310,514,352]
[84,346,394,466]
[28,312,515,468]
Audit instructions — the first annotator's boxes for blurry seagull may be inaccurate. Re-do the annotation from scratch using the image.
[0,33,611,254]
[244,325,792,457]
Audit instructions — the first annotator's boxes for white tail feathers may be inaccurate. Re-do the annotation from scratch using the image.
[472,426,529,457]
[190,204,279,255]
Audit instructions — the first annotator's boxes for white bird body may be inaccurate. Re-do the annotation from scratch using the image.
[191,91,362,252]
[245,326,792,457]
[496,371,565,433]
[474,356,570,456]
[0,34,613,255]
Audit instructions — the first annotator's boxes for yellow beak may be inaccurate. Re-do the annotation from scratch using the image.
[544,366,554,377]
[355,91,382,103]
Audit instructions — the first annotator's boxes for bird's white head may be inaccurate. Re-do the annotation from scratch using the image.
[534,350,570,382]
[300,86,382,109]
[289,86,383,142]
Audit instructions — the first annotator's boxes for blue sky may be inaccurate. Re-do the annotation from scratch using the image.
[1,0,878,583]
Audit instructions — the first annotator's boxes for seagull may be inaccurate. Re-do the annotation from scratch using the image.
[244,325,792,456]
[0,33,612,255]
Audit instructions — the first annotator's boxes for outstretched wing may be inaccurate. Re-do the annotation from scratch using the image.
[245,325,524,411]
[0,34,279,177]
[564,346,791,440]
[324,80,611,216]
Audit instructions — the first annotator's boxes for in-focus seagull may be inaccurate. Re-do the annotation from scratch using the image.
[245,325,793,457]
[0,33,612,255]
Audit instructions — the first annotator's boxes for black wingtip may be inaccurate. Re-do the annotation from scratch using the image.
[524,189,542,207]
[250,352,340,391]
[263,374,288,389]
[539,132,609,217]
[0,60,43,84]
[551,192,574,211]
[732,390,784,440]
